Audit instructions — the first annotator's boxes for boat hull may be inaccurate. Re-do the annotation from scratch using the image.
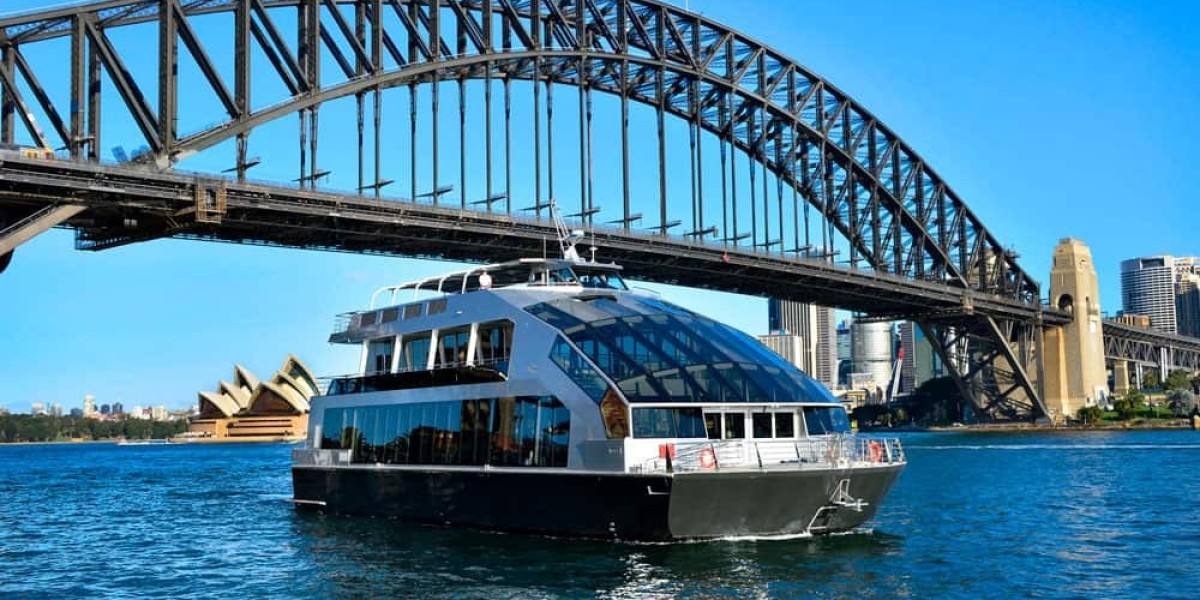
[292,464,903,540]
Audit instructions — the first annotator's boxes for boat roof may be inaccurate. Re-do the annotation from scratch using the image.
[368,258,625,308]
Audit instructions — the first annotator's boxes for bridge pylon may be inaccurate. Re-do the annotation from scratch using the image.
[1042,238,1107,423]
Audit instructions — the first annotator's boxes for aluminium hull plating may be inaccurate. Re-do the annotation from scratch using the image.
[291,463,903,541]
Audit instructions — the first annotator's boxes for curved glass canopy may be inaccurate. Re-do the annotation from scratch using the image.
[527,295,840,405]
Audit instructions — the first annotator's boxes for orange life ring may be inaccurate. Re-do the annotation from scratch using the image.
[699,446,717,469]
[869,441,883,463]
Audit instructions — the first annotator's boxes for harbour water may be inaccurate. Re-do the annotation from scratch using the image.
[2,430,1197,599]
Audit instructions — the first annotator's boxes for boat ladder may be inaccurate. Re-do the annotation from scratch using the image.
[806,478,868,534]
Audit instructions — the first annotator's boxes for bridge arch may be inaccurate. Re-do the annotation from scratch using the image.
[0,0,1038,304]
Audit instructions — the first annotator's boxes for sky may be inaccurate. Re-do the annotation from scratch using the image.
[2,0,1198,414]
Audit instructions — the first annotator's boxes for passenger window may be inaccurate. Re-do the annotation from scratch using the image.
[775,412,795,438]
[722,413,744,439]
[752,413,773,438]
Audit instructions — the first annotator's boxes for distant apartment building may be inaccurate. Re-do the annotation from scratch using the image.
[83,394,95,417]
[836,321,852,386]
[1121,255,1200,336]
[1178,273,1200,338]
[1111,313,1153,329]
[767,299,837,388]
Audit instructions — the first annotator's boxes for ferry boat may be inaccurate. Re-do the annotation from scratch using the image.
[292,208,906,540]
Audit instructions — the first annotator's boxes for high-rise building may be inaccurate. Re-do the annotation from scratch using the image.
[897,321,944,394]
[836,321,852,386]
[758,334,808,373]
[69,408,83,418]
[30,401,45,415]
[767,299,837,388]
[1177,273,1200,338]
[50,403,63,417]
[1121,255,1200,335]
[112,402,124,415]
[100,403,111,415]
[83,394,95,417]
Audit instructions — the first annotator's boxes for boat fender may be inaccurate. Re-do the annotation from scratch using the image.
[699,446,716,469]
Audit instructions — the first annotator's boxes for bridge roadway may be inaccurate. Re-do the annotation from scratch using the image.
[0,156,1065,326]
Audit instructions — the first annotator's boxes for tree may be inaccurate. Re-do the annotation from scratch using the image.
[907,376,964,424]
[1167,389,1197,417]
[1076,405,1103,425]
[1165,370,1192,392]
[1113,390,1146,421]
[1142,371,1160,390]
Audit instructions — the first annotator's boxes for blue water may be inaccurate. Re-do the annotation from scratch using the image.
[2,431,1197,599]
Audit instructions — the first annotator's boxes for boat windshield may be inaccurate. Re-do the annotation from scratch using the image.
[526,295,840,405]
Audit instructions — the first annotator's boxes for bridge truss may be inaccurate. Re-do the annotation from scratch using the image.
[0,0,1063,419]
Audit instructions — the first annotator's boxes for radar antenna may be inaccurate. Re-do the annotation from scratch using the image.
[549,199,584,261]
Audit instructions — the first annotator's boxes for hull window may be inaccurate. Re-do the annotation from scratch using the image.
[320,397,569,468]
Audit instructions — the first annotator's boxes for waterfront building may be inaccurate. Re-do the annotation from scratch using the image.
[1112,313,1153,329]
[189,355,317,441]
[767,299,837,389]
[851,321,894,402]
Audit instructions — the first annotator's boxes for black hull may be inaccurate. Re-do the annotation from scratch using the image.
[292,464,903,541]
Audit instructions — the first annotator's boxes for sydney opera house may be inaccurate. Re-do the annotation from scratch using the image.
[186,354,318,442]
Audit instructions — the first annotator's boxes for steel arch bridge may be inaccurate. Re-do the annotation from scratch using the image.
[0,0,1065,419]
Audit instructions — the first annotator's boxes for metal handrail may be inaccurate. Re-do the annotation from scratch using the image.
[639,436,905,474]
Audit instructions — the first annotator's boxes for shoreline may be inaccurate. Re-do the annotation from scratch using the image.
[866,420,1196,433]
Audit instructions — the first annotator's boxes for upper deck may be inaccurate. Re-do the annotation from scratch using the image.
[329,257,628,344]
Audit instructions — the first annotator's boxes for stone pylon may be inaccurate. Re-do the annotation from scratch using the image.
[1042,238,1108,423]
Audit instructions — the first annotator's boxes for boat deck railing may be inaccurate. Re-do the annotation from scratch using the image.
[634,436,905,474]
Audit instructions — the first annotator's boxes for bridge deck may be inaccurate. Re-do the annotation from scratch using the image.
[0,157,1064,325]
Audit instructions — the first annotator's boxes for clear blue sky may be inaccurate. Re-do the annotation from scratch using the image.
[2,0,1197,413]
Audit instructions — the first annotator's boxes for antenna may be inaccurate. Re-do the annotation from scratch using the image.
[549,199,583,261]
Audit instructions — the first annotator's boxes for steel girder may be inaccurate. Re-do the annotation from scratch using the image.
[1103,320,1200,372]
[0,0,1040,305]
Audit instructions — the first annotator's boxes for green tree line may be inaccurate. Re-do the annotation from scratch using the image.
[0,414,187,443]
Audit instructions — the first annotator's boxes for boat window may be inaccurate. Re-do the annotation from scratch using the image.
[400,333,432,372]
[380,308,399,323]
[752,413,773,438]
[802,406,851,435]
[476,320,514,373]
[631,407,707,439]
[549,336,609,404]
[360,311,378,327]
[577,271,627,290]
[525,297,842,406]
[366,337,394,374]
[722,413,745,439]
[402,303,423,319]
[775,412,796,438]
[322,396,568,467]
[436,326,472,368]
[704,413,720,439]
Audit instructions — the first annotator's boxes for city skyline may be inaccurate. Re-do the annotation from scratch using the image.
[2,0,1198,413]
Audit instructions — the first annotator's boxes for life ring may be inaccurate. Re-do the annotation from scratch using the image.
[869,441,883,463]
[699,446,717,469]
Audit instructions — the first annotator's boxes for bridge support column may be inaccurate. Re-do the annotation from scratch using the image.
[1043,238,1107,423]
[1112,360,1130,396]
